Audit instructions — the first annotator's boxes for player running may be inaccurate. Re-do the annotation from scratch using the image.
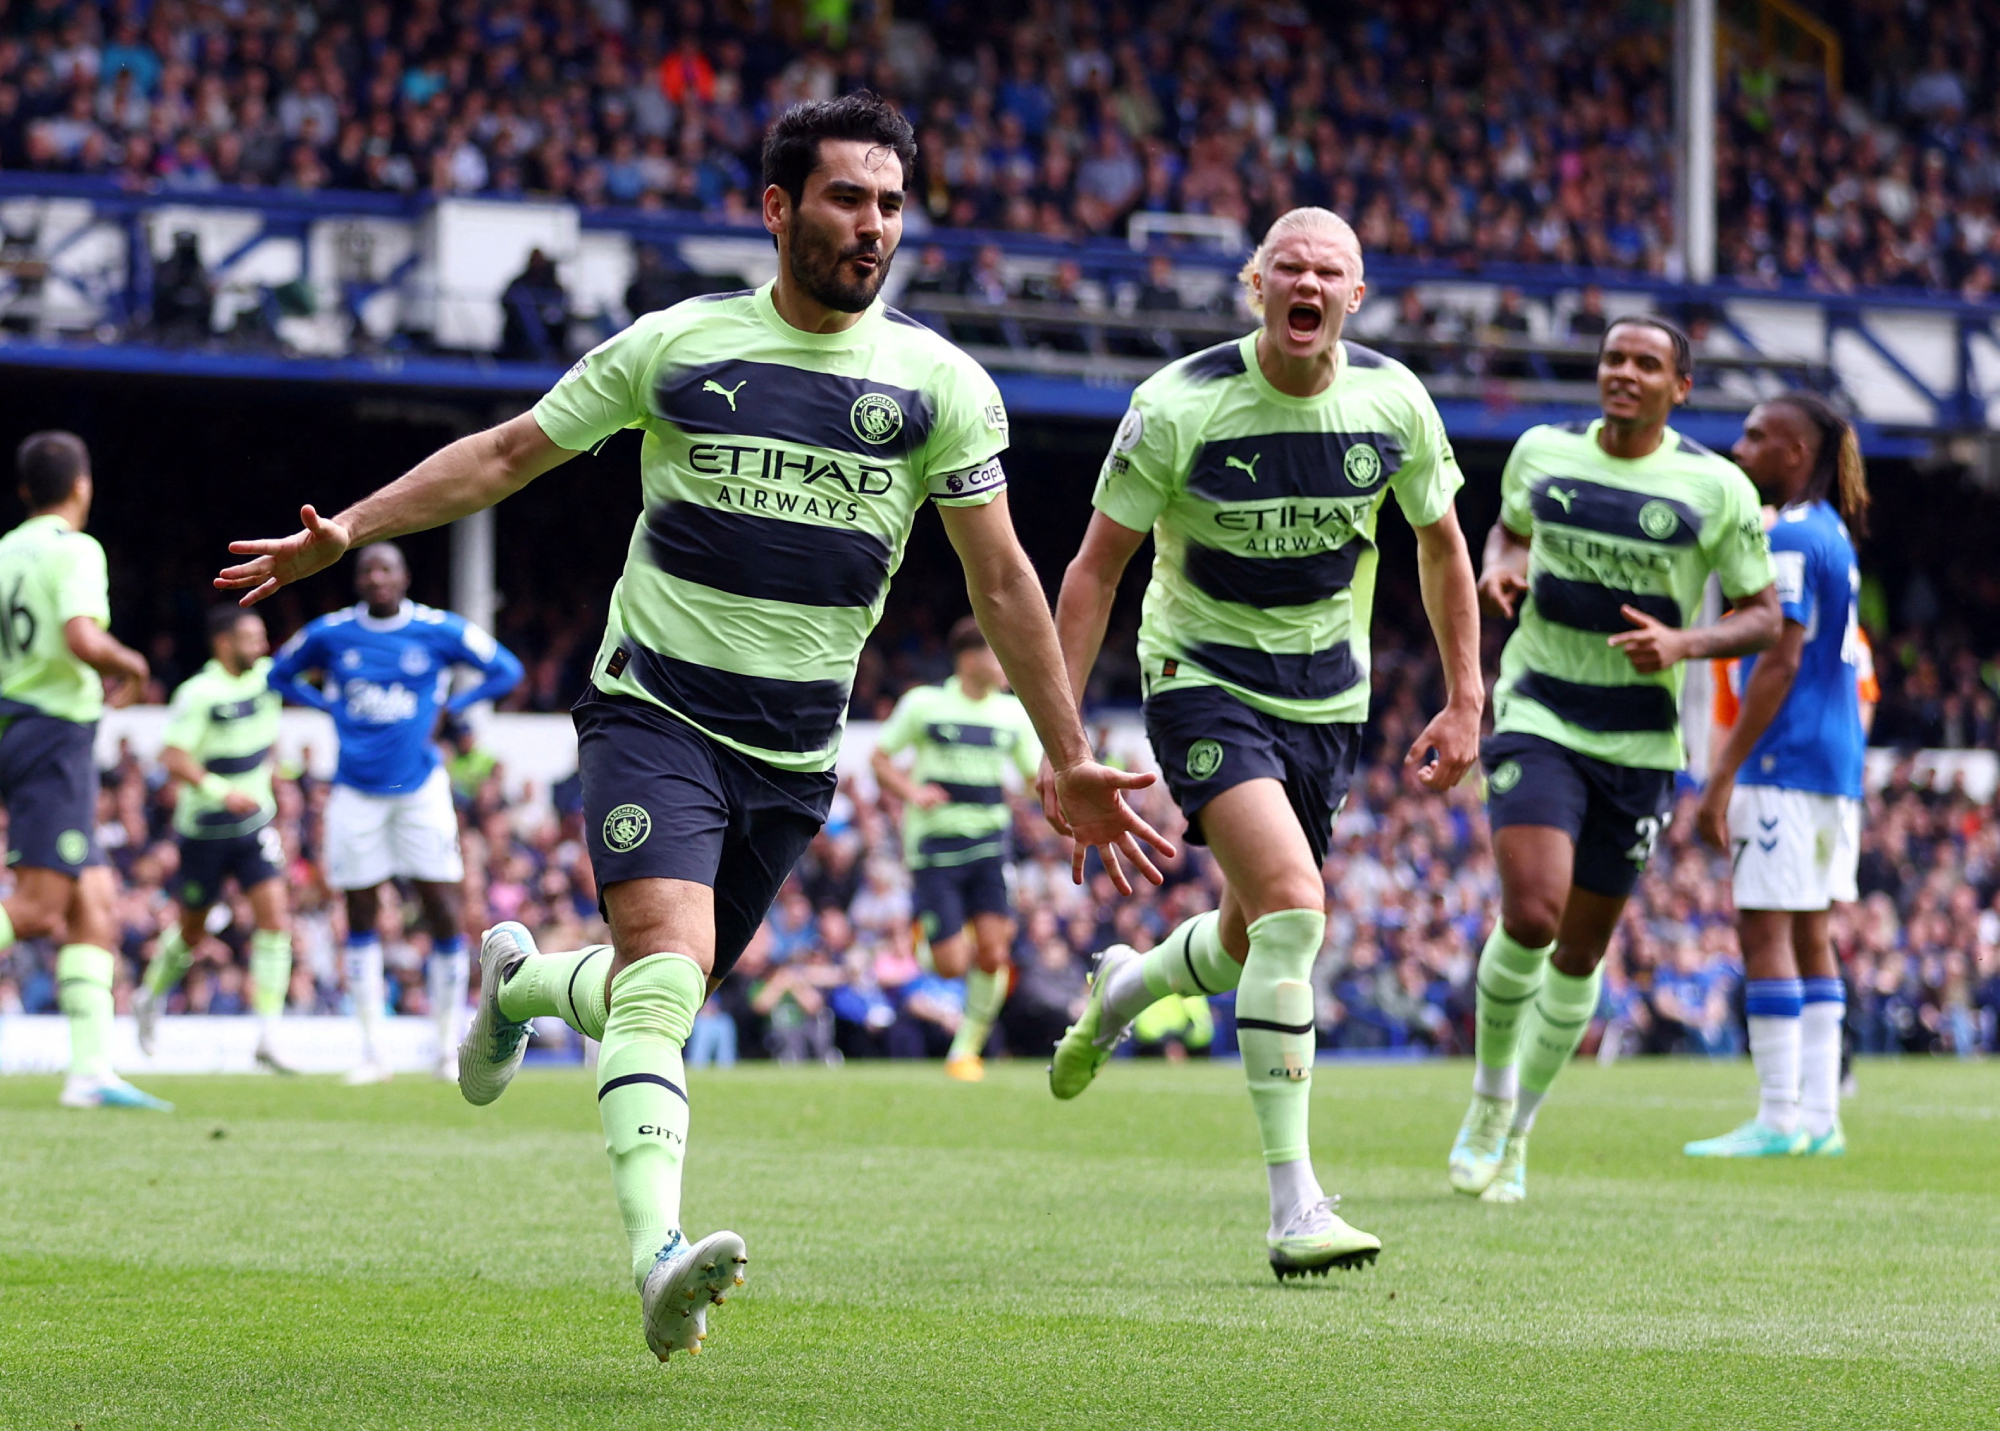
[217,93,1169,1361]
[134,604,296,1072]
[1685,393,1869,1158]
[871,616,1041,1081]
[0,432,167,1110]
[267,542,522,1084]
[1043,207,1484,1278]
[1448,317,1782,1204]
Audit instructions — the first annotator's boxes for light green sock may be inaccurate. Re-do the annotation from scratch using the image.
[57,944,116,1082]
[1513,964,1604,1133]
[1235,908,1326,1166]
[499,945,612,1040]
[0,902,14,949]
[143,926,193,1001]
[1473,925,1554,1097]
[1108,909,1237,1021]
[250,929,291,1021]
[597,953,705,1287]
[949,965,1006,1060]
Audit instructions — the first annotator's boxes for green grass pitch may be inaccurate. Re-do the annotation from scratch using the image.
[3,1058,1993,1429]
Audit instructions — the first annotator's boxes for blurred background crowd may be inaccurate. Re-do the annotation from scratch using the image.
[3,606,1995,1067]
[6,0,2000,298]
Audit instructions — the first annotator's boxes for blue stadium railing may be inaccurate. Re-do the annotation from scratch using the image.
[1,172,1993,454]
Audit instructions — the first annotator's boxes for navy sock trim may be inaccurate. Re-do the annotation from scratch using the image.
[1237,1016,1314,1036]
[1180,938,1216,996]
[1531,1003,1591,1031]
[1476,980,1536,1005]
[597,1071,688,1104]
[563,950,600,1025]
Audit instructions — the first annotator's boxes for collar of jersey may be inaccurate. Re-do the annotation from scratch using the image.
[20,512,76,533]
[1239,333,1349,408]
[1577,417,1684,465]
[753,279,882,349]
[353,599,415,632]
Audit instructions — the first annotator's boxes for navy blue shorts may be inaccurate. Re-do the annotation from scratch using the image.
[1483,731,1675,898]
[573,688,836,980]
[911,855,1011,943]
[1143,685,1362,870]
[177,825,284,908]
[0,711,104,875]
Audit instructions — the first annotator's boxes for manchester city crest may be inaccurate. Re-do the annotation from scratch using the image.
[602,803,652,853]
[1638,500,1680,540]
[1186,738,1224,781]
[1343,442,1383,488]
[851,392,904,444]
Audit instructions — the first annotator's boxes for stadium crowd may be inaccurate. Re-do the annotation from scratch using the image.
[1,619,1994,1064]
[4,0,2000,300]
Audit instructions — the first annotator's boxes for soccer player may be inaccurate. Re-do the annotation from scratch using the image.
[0,432,167,1110]
[871,615,1041,1081]
[134,604,294,1072]
[1447,317,1783,1203]
[217,93,1169,1360]
[1685,393,1869,1157]
[1043,207,1485,1278]
[267,541,522,1084]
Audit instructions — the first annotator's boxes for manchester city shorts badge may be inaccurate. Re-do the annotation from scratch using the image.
[602,804,652,853]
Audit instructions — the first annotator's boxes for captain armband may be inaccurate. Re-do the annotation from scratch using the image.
[929,457,1007,500]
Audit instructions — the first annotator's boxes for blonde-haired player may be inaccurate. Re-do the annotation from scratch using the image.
[1044,208,1484,1275]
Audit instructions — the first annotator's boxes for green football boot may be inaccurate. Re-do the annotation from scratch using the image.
[1801,1123,1846,1157]
[1480,1133,1529,1204]
[1047,945,1138,1101]
[1448,1092,1515,1195]
[1683,1120,1809,1158]
[1268,1196,1380,1279]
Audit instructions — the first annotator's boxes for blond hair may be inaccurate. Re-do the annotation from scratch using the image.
[1236,207,1363,316]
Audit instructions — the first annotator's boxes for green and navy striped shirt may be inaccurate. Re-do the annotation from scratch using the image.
[1493,419,1776,770]
[876,675,1041,867]
[1092,336,1463,725]
[532,283,1009,773]
[163,656,280,839]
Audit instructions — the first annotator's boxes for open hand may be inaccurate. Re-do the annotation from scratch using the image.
[1048,759,1176,895]
[1608,605,1687,674]
[215,505,353,606]
[1404,699,1481,792]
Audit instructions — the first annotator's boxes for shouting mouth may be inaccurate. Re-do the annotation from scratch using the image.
[1287,303,1324,341]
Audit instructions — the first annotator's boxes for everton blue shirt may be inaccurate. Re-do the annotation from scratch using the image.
[1739,501,1865,798]
[270,600,524,796]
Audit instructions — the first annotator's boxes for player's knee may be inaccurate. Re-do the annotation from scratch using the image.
[6,891,64,939]
[1244,872,1326,925]
[928,933,970,977]
[1500,895,1562,950]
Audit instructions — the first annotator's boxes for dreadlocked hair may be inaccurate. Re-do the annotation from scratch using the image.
[1767,390,1870,538]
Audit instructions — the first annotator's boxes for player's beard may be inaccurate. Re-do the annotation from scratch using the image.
[788,212,894,313]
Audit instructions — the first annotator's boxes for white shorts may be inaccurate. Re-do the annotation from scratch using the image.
[1728,784,1860,912]
[323,765,464,890]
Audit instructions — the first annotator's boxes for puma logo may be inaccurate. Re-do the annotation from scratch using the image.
[1224,453,1262,482]
[1548,485,1576,513]
[702,378,747,410]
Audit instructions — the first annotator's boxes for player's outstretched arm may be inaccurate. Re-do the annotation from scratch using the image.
[1406,507,1483,792]
[1695,618,1806,850]
[216,413,576,605]
[937,495,1174,894]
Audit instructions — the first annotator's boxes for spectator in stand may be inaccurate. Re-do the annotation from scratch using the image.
[497,247,568,361]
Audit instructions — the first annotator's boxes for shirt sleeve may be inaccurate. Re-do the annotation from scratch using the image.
[1766,518,1815,628]
[1707,468,1779,601]
[924,356,1010,508]
[1386,381,1463,529]
[51,533,110,625]
[874,689,922,756]
[1090,390,1178,534]
[1497,434,1536,536]
[268,623,335,711]
[161,678,205,753]
[530,317,664,454]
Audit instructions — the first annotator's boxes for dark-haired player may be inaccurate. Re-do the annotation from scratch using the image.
[872,615,1040,1081]
[218,93,1169,1361]
[1685,393,1870,1158]
[0,432,166,1110]
[1447,317,1783,1203]
[134,603,294,1073]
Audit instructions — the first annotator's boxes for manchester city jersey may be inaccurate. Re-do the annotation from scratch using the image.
[531,282,1010,774]
[1091,337,1463,726]
[1494,420,1776,771]
[0,514,110,725]
[269,600,523,795]
[876,675,1041,867]
[164,656,281,838]
[1739,501,1865,797]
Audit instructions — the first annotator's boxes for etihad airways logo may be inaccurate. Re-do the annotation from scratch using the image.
[687,441,895,496]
